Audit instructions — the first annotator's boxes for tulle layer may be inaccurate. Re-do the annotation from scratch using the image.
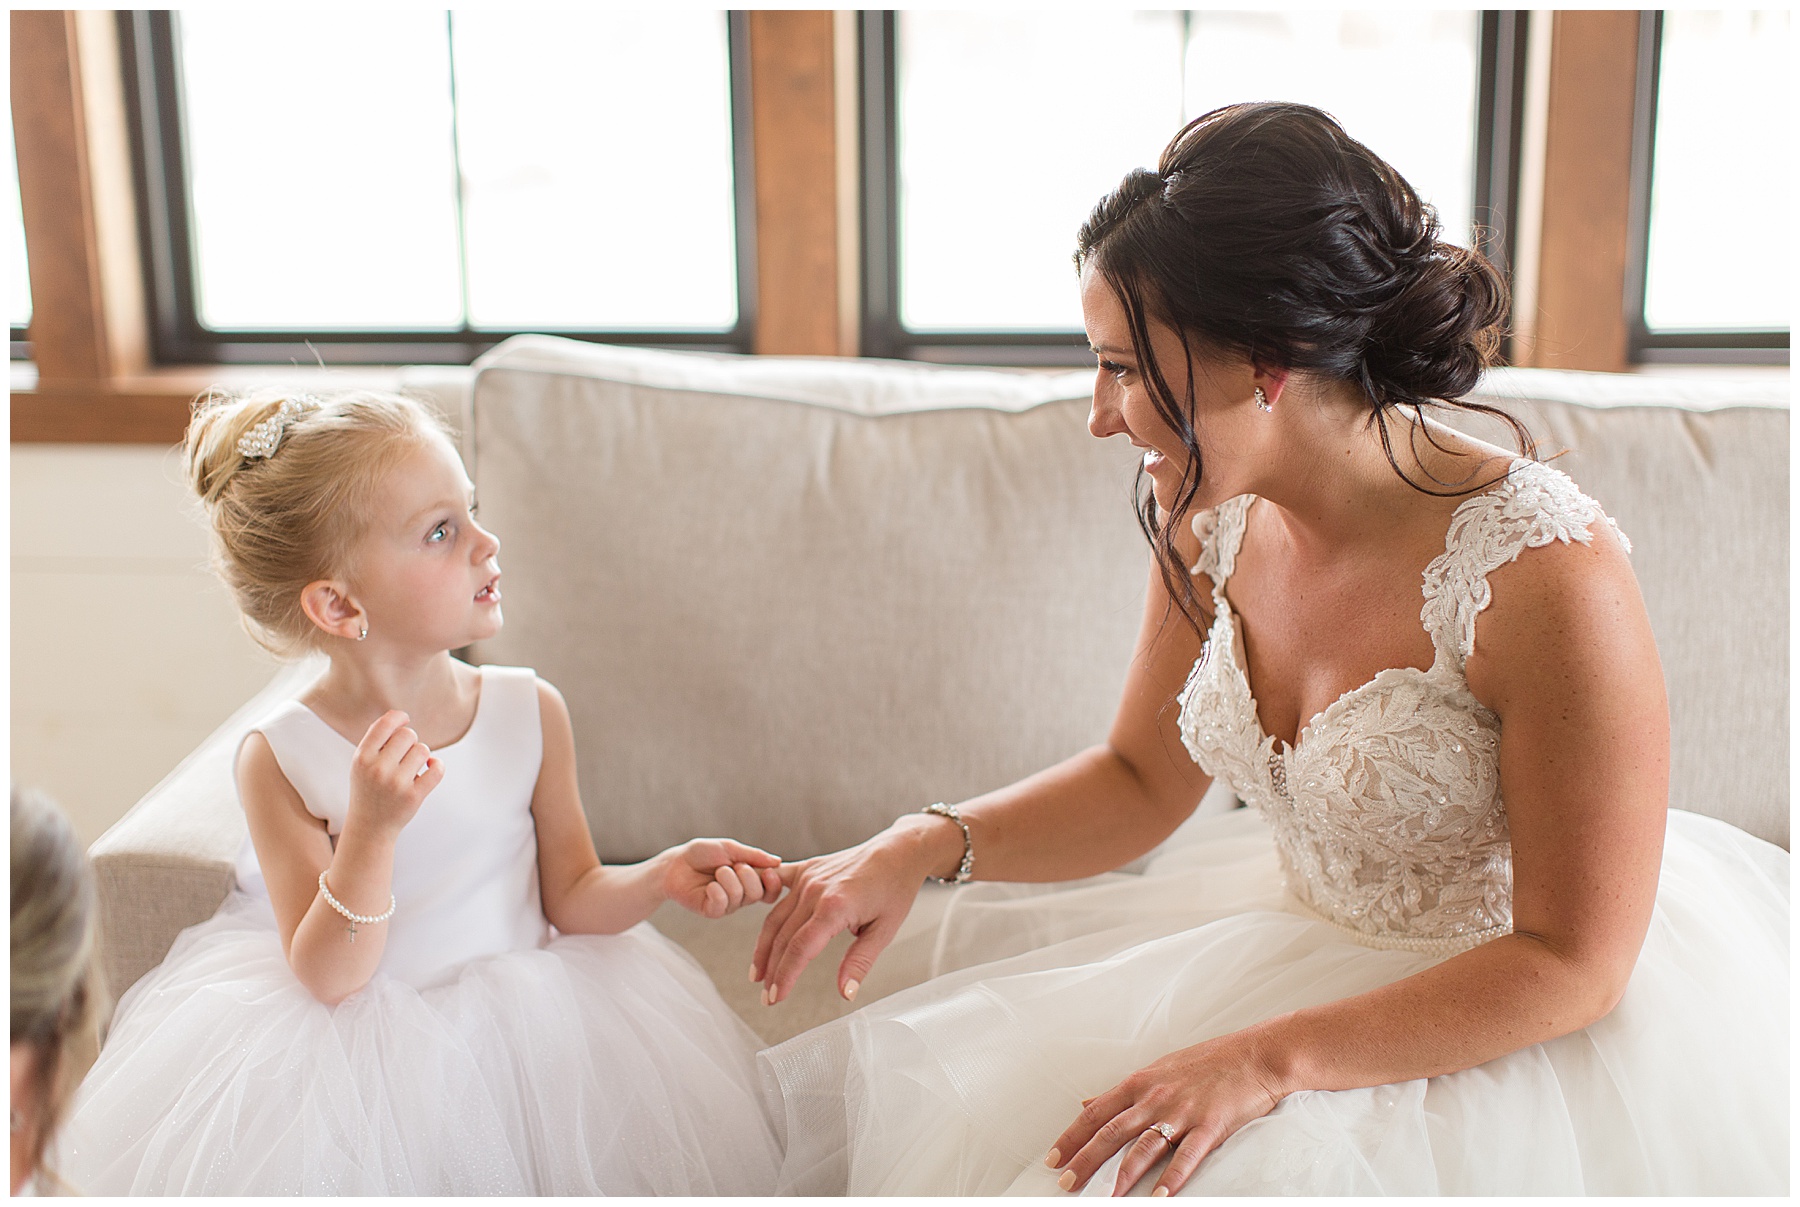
[59,894,781,1195]
[761,808,1788,1195]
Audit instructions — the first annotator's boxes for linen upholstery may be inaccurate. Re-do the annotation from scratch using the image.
[86,340,1788,1032]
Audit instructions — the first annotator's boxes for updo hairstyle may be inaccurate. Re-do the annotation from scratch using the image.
[183,388,453,657]
[1074,102,1530,631]
[11,786,102,1192]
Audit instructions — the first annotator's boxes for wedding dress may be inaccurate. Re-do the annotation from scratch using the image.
[761,460,1788,1195]
[58,665,782,1195]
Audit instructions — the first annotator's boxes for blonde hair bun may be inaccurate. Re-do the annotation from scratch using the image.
[181,388,454,657]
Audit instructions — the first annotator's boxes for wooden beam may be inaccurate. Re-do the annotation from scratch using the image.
[11,383,195,444]
[748,11,844,356]
[13,10,109,380]
[1520,10,1641,371]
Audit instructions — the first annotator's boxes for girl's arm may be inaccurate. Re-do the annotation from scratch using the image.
[754,541,1216,1005]
[530,680,782,935]
[1051,522,1668,1197]
[239,711,442,1005]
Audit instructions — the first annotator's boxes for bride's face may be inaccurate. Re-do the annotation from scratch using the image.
[1079,264,1265,513]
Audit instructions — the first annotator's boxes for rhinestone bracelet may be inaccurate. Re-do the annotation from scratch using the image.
[920,802,974,884]
[318,870,395,943]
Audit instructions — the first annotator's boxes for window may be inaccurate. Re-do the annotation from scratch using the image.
[862,10,1520,362]
[1628,10,1789,362]
[122,10,753,364]
[8,107,30,358]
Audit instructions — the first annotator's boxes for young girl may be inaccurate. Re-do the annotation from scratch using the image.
[57,389,786,1194]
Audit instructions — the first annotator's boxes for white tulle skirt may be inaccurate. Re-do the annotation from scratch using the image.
[58,893,782,1195]
[761,807,1788,1195]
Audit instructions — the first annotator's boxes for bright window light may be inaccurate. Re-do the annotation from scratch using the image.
[8,111,30,329]
[1644,10,1789,332]
[176,11,738,333]
[896,10,1479,333]
[451,11,737,330]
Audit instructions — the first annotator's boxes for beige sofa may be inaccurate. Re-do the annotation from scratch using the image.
[89,337,1789,1045]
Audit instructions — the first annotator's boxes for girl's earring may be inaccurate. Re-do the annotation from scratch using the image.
[1254,386,1272,413]
[357,625,368,641]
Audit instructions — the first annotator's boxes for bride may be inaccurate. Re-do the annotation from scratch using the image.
[749,103,1787,1195]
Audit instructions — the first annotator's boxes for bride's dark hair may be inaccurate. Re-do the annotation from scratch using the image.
[1074,102,1531,634]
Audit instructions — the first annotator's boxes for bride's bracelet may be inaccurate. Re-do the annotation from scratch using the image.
[919,802,974,885]
[317,870,396,928]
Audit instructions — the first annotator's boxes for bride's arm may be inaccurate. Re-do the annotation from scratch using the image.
[1051,522,1669,1197]
[754,553,1215,1005]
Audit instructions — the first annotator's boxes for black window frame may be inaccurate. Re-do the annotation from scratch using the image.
[117,10,759,366]
[1624,9,1788,365]
[859,10,1533,366]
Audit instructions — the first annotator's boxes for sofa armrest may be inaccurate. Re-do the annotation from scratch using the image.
[88,657,323,1025]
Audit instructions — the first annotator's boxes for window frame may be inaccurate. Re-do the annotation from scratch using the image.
[116,10,760,366]
[858,10,1532,365]
[1623,10,1789,365]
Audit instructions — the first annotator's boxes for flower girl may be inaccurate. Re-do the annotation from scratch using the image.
[58,389,786,1194]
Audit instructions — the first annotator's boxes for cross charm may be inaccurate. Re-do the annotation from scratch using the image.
[346,920,358,942]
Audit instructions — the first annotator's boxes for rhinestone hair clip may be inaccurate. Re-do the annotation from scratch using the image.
[236,395,320,460]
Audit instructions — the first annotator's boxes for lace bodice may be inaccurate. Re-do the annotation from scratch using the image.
[1177,459,1628,954]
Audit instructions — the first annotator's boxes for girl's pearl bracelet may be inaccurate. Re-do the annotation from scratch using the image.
[318,870,395,942]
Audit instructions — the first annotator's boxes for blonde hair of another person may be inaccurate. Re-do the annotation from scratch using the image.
[183,388,455,658]
[11,787,103,1195]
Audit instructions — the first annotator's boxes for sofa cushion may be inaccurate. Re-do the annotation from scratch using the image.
[466,338,1147,862]
[467,341,1788,856]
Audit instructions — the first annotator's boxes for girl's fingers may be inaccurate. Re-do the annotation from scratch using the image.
[759,865,784,900]
[396,741,433,783]
[703,880,728,918]
[732,862,764,903]
[356,711,411,758]
[714,864,746,911]
[717,840,781,867]
[414,757,446,799]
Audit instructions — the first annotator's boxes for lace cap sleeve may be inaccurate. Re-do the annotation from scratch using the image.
[1421,459,1631,662]
[1188,496,1252,591]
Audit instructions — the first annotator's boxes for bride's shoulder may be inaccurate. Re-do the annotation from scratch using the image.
[1458,467,1647,713]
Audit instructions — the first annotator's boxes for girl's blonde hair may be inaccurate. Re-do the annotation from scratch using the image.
[183,388,453,657]
[10,786,103,1191]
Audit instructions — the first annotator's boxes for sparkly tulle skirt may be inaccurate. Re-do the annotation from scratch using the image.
[57,892,781,1195]
[760,807,1788,1195]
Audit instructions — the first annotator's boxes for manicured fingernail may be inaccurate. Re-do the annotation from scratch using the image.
[1057,1170,1077,1192]
[760,985,772,1006]
[1043,1148,1060,1169]
[843,979,859,1001]
[1152,1187,1169,1198]
[748,963,760,983]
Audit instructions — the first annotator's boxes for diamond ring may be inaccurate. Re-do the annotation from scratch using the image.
[1150,1122,1178,1144]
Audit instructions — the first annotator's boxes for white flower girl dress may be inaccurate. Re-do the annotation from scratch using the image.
[58,665,782,1195]
[761,460,1788,1195]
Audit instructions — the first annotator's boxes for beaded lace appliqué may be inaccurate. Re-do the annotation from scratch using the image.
[1176,460,1626,955]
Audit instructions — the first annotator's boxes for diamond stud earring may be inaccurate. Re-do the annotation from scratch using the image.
[1254,386,1271,413]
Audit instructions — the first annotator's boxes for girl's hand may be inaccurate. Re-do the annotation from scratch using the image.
[662,839,783,919]
[346,711,444,839]
[1046,1028,1290,1197]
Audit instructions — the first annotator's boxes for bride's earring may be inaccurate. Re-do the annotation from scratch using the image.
[1254,386,1271,413]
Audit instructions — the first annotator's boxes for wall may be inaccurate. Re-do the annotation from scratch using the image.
[11,444,278,845]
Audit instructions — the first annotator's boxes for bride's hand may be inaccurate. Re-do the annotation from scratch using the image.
[751,819,946,1005]
[1046,1027,1291,1197]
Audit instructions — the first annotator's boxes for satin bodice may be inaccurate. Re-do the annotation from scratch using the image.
[234,664,550,988]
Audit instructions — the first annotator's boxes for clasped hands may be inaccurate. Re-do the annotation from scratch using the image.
[747,835,1295,1196]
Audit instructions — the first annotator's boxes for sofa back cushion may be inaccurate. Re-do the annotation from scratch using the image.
[467,339,1788,855]
[466,338,1146,860]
